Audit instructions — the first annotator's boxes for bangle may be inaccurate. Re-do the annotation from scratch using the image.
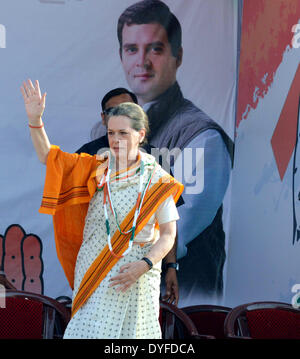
[141,257,153,270]
[29,122,44,129]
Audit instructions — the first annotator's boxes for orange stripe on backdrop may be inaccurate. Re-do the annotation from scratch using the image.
[236,0,300,128]
[71,177,183,317]
[271,64,300,180]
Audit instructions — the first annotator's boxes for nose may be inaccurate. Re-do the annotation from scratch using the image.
[136,49,151,69]
[111,133,121,143]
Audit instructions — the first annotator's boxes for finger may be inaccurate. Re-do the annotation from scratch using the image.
[28,79,35,92]
[162,294,171,302]
[119,282,132,293]
[169,293,176,304]
[109,274,124,282]
[112,279,131,291]
[20,86,27,101]
[22,82,31,97]
[109,277,127,287]
[108,279,120,287]
[41,92,47,106]
[163,290,171,299]
[173,286,179,305]
[164,291,173,302]
[26,79,34,96]
[164,283,172,300]
[35,80,41,97]
[119,265,130,273]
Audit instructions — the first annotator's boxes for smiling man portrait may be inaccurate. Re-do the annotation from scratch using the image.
[117,0,234,304]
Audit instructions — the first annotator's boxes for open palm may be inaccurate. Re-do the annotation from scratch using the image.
[21,79,46,122]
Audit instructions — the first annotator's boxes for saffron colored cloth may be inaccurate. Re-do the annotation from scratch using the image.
[39,145,183,338]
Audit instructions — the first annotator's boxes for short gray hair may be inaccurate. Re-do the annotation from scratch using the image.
[107,102,149,144]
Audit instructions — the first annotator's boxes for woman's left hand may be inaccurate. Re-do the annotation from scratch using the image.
[109,260,149,292]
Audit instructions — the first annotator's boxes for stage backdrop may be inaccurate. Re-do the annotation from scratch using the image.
[225,0,300,308]
[0,0,238,305]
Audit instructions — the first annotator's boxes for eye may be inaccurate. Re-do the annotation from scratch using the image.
[152,46,163,53]
[149,43,164,54]
[124,45,138,54]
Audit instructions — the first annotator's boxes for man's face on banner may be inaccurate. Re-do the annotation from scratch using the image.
[120,23,181,105]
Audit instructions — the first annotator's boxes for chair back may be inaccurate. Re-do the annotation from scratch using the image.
[0,290,70,339]
[224,301,300,339]
[159,301,201,339]
[181,305,232,339]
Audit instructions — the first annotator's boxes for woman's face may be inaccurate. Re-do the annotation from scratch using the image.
[107,115,145,164]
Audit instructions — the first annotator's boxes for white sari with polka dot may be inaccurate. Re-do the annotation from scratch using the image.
[63,153,179,339]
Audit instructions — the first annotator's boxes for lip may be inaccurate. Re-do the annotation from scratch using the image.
[134,73,154,80]
[112,146,126,152]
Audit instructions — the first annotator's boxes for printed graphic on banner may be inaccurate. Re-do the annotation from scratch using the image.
[96,0,234,303]
[291,284,300,309]
[0,225,44,294]
[0,0,237,305]
[225,0,300,307]
[291,24,300,48]
[236,1,300,128]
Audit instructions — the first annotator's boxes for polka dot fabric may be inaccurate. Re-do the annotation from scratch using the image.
[63,156,178,339]
[64,240,162,339]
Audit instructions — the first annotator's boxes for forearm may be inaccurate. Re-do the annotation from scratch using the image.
[110,222,176,292]
[164,234,177,263]
[29,117,51,164]
[145,222,176,266]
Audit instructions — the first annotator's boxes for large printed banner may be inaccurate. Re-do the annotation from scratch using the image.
[225,0,300,307]
[0,0,237,306]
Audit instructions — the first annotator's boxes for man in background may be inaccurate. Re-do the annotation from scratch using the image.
[117,0,233,304]
[76,87,137,155]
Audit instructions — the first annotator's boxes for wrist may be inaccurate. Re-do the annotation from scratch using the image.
[165,262,179,271]
[28,116,43,126]
[141,257,153,270]
[140,260,149,273]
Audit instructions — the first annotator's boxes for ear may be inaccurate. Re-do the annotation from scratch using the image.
[139,129,146,143]
[119,47,123,61]
[176,47,183,68]
[101,112,106,126]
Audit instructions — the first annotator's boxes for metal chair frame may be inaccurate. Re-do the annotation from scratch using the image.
[224,301,300,339]
[160,300,207,339]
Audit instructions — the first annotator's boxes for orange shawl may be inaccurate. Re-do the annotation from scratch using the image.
[39,146,184,298]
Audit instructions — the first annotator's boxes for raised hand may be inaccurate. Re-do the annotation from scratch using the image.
[20,79,50,164]
[20,79,46,125]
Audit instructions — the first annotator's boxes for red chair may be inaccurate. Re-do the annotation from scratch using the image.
[0,290,70,339]
[180,305,232,339]
[224,301,300,339]
[159,300,204,339]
